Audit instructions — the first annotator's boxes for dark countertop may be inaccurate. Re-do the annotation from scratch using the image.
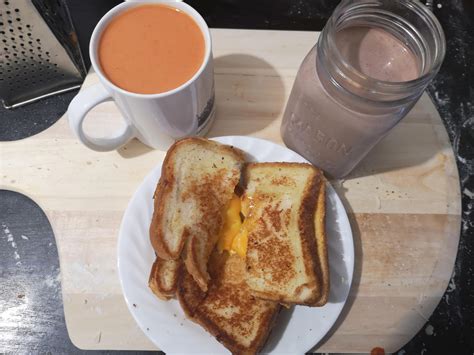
[1,0,472,354]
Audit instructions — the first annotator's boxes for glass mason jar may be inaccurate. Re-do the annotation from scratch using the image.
[281,0,445,178]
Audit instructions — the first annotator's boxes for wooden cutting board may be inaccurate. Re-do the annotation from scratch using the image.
[0,29,461,353]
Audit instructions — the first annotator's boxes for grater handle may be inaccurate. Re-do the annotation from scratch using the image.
[67,83,135,152]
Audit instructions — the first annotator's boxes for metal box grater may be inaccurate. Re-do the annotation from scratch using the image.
[0,0,86,109]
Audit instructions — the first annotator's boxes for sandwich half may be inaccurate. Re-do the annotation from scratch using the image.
[242,162,329,306]
[178,250,281,354]
[149,137,245,291]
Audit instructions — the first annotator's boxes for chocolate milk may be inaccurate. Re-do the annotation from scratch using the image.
[281,26,421,178]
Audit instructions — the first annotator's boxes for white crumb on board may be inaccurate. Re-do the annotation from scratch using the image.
[2,223,22,260]
[425,324,434,335]
[463,188,474,199]
[447,270,456,293]
[2,223,14,242]
[1,223,10,235]
[447,278,456,292]
[444,294,450,305]
[433,91,450,106]
[44,273,61,288]
[21,235,29,240]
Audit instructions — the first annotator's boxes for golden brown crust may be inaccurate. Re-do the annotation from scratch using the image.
[312,179,329,306]
[149,139,180,259]
[296,167,323,305]
[178,252,281,354]
[192,300,280,355]
[148,257,179,300]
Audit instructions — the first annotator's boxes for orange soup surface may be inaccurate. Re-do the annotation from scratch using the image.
[99,4,205,94]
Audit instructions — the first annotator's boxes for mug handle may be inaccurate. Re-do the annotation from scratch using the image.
[68,83,135,152]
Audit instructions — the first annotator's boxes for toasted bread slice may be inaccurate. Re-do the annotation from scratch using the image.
[313,180,329,306]
[178,251,281,355]
[243,162,327,306]
[148,257,180,300]
[149,137,245,291]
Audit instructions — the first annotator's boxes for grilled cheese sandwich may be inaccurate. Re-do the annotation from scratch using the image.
[148,138,330,354]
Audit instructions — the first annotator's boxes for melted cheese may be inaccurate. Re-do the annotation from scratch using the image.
[217,194,250,258]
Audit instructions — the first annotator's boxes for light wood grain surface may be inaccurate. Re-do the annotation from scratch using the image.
[0,29,461,353]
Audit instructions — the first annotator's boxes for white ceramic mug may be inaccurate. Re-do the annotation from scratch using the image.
[67,0,215,151]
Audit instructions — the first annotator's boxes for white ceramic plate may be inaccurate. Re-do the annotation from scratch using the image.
[118,136,354,354]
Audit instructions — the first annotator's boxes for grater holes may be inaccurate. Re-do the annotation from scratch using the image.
[14,8,19,12]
